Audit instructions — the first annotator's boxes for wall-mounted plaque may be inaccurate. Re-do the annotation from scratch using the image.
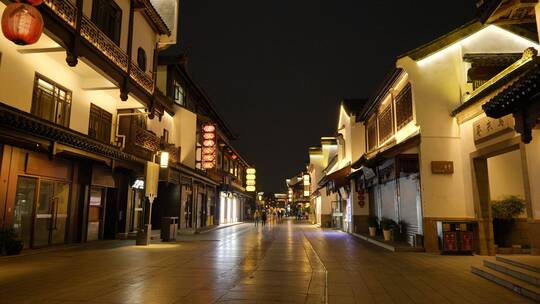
[473,115,514,144]
[431,161,454,174]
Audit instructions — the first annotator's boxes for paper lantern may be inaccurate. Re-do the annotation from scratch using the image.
[19,0,43,6]
[2,3,43,45]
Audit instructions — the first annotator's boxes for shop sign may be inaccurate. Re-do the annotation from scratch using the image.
[473,115,513,144]
[431,161,454,174]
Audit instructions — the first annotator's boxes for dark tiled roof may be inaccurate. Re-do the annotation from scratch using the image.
[341,98,367,116]
[452,49,538,116]
[476,0,504,23]
[483,59,540,118]
[398,20,485,61]
[359,68,404,120]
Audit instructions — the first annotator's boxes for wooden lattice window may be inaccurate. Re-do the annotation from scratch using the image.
[367,115,378,151]
[31,74,72,128]
[89,104,112,143]
[378,104,394,143]
[395,84,413,130]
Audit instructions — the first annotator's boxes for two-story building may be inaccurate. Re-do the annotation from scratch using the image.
[352,20,540,254]
[153,53,254,232]
[0,0,181,247]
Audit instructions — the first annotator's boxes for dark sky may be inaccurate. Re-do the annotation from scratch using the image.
[179,1,476,193]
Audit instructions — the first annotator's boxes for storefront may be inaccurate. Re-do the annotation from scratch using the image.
[219,191,241,224]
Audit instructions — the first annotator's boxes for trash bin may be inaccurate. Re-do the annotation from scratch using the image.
[161,217,178,241]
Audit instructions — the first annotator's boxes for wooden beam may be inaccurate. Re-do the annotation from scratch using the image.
[17,47,64,54]
[81,86,118,91]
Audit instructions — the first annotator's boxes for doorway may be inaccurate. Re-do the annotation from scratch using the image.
[87,187,105,241]
[13,176,70,248]
[472,137,532,255]
[487,149,529,251]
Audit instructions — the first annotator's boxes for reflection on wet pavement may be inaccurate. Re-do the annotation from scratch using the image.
[0,219,534,303]
[0,220,326,304]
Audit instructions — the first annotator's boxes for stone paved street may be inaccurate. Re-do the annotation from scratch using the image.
[0,220,534,304]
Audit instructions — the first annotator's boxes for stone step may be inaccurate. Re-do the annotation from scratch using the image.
[496,256,540,274]
[484,259,540,287]
[471,265,540,302]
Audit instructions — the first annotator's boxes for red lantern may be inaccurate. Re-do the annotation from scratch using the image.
[203,140,215,147]
[17,0,43,6]
[2,3,43,45]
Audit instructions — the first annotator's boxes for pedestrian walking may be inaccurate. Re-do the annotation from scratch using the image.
[261,210,267,226]
[254,210,260,227]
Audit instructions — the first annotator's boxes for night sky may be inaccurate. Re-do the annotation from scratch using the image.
[178,1,476,193]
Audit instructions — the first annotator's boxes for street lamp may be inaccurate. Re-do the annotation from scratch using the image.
[160,151,169,168]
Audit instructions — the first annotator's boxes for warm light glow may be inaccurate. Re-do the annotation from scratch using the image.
[202,124,215,132]
[246,167,256,191]
[304,190,310,197]
[202,162,214,169]
[202,123,216,169]
[303,174,310,185]
[203,140,215,147]
[160,151,169,168]
[417,25,540,66]
[202,155,215,162]
[203,133,215,140]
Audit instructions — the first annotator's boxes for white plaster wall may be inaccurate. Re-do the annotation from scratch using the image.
[397,25,539,220]
[0,24,139,136]
[82,0,131,52]
[147,111,174,142]
[132,12,158,74]
[350,120,365,162]
[173,107,197,168]
[526,129,540,219]
[487,149,525,201]
[156,66,167,93]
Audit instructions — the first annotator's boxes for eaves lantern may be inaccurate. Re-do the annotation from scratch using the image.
[2,2,44,45]
[201,123,216,169]
[246,168,256,192]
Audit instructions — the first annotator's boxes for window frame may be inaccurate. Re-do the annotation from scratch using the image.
[88,103,112,143]
[137,47,147,71]
[31,73,72,128]
[395,83,413,131]
[91,0,122,45]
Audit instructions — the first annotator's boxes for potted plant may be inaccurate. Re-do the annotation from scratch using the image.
[381,218,397,241]
[367,216,378,237]
[491,195,525,248]
[0,229,23,255]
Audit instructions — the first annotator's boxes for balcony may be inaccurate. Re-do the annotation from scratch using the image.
[41,0,155,95]
[134,127,160,152]
[118,113,159,161]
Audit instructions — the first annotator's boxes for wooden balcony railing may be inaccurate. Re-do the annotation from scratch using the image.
[42,0,154,94]
[134,127,160,152]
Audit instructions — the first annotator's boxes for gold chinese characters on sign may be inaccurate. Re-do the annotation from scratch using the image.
[473,115,514,144]
[431,161,454,174]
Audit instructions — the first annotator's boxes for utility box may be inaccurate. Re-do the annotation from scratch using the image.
[161,217,178,241]
[438,221,474,254]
